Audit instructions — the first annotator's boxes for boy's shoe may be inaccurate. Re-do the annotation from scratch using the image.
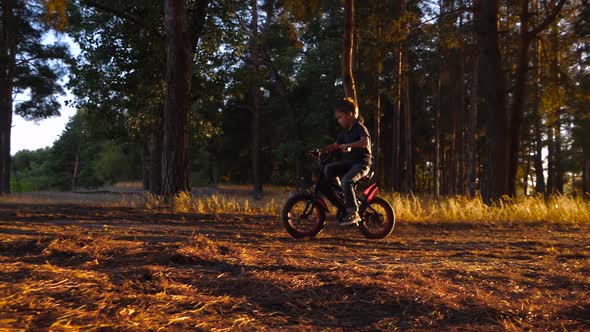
[340,211,361,226]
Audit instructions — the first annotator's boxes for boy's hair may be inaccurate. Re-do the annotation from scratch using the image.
[334,97,358,117]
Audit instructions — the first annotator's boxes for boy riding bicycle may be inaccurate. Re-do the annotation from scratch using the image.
[310,98,372,226]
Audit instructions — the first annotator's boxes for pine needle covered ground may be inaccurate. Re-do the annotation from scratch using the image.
[0,190,589,330]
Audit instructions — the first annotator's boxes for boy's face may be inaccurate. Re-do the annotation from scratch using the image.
[335,110,355,128]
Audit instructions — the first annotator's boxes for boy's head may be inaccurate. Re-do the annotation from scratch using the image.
[334,97,358,128]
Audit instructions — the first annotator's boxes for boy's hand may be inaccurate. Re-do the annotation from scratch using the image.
[306,149,320,158]
[339,144,351,152]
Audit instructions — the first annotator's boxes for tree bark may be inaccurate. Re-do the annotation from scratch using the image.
[141,134,150,190]
[455,46,466,195]
[583,141,590,197]
[342,0,357,102]
[532,8,545,194]
[466,50,478,197]
[72,143,80,191]
[402,39,413,193]
[391,42,402,192]
[507,0,566,197]
[507,0,532,197]
[0,0,15,195]
[149,127,162,194]
[554,112,563,193]
[434,75,441,197]
[457,9,466,195]
[475,0,509,203]
[250,0,262,199]
[374,7,382,185]
[547,126,554,194]
[161,0,194,197]
[523,147,531,195]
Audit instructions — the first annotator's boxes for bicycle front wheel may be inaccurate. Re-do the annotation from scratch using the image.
[358,197,395,239]
[282,194,326,239]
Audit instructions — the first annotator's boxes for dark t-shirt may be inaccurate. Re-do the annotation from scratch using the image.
[336,120,372,166]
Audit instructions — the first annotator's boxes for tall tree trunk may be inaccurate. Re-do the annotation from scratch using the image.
[149,127,162,194]
[161,0,193,197]
[555,112,563,193]
[466,50,478,197]
[475,0,509,203]
[72,143,80,191]
[457,7,466,195]
[438,0,449,195]
[0,0,15,195]
[553,30,564,195]
[503,0,512,102]
[508,0,566,197]
[391,42,402,192]
[342,0,357,102]
[532,28,545,194]
[374,8,382,184]
[547,126,555,194]
[402,39,413,193]
[508,0,532,197]
[550,19,564,194]
[434,75,441,197]
[441,144,447,194]
[375,88,381,182]
[141,134,150,190]
[457,46,466,195]
[533,114,545,194]
[523,147,531,195]
[251,0,262,199]
[583,141,590,198]
[449,67,458,196]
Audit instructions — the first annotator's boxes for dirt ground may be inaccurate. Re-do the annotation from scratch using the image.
[0,202,589,331]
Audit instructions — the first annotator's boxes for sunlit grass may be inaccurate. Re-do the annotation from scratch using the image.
[156,191,590,223]
[1,189,588,223]
[384,192,590,223]
[141,192,281,215]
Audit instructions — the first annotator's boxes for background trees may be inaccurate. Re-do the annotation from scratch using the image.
[7,0,590,200]
[1,0,69,194]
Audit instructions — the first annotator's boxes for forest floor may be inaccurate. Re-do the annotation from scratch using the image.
[0,195,589,330]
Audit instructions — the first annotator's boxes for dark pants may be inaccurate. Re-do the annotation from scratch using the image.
[324,160,370,212]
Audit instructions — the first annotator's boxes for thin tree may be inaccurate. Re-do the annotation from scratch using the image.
[342,0,357,102]
[0,0,15,194]
[466,38,478,197]
[250,0,262,199]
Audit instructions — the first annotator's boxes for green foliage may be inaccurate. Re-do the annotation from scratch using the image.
[13,1,70,120]
[92,141,135,185]
[13,0,587,196]
[10,148,54,192]
[11,110,141,191]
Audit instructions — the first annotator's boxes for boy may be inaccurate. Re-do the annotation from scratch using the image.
[314,98,372,225]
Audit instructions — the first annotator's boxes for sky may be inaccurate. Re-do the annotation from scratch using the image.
[11,34,80,155]
[11,91,77,154]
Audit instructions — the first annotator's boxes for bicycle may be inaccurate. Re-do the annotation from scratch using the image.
[281,150,395,239]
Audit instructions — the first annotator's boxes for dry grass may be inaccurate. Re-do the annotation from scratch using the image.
[385,193,590,224]
[0,202,588,330]
[146,191,590,224]
[2,189,589,224]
